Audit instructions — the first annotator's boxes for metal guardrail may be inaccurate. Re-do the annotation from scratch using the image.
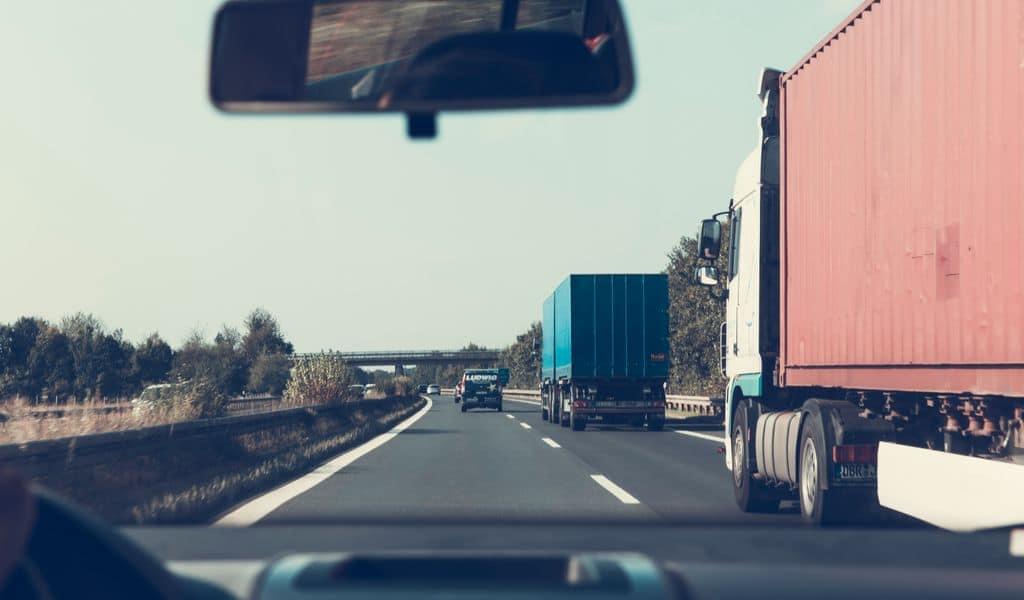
[6,394,286,421]
[444,388,723,421]
[0,397,405,464]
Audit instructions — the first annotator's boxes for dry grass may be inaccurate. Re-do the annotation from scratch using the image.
[0,396,197,445]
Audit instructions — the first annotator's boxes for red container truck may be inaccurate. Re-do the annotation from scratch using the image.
[694,0,1024,527]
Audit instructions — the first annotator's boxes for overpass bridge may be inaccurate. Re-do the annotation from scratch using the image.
[291,350,500,374]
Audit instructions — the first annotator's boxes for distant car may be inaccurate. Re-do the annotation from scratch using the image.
[417,384,428,394]
[426,384,441,394]
[131,382,189,415]
[347,384,366,399]
[363,384,378,397]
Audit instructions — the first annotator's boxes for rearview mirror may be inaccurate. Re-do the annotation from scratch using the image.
[210,0,634,133]
[697,219,723,260]
[694,266,719,287]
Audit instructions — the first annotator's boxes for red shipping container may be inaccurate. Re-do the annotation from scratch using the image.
[779,0,1024,397]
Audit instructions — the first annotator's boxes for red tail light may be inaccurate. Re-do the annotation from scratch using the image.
[572,400,588,409]
[832,444,878,464]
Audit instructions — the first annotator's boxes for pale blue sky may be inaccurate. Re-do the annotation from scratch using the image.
[0,1,858,352]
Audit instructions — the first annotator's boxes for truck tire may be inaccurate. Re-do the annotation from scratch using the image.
[541,403,549,421]
[798,414,853,526]
[647,416,665,432]
[560,405,570,428]
[731,401,780,513]
[570,410,586,431]
[461,403,467,413]
[497,402,503,412]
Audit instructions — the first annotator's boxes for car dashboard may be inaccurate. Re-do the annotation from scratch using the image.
[130,522,1024,600]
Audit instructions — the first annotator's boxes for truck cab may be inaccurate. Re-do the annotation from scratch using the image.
[696,68,782,473]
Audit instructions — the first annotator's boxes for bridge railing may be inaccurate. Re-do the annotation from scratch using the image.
[292,350,500,362]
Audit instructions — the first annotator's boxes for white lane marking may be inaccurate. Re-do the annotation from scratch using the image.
[506,414,516,419]
[542,437,561,448]
[519,422,532,430]
[213,397,434,527]
[675,429,726,443]
[590,475,640,505]
[504,397,541,406]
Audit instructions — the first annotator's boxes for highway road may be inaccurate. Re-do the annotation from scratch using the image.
[219,394,803,525]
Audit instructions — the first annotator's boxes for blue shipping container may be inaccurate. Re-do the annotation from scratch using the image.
[541,274,669,382]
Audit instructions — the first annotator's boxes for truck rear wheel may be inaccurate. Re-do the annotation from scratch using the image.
[798,415,855,526]
[732,401,780,513]
[647,416,665,432]
[570,410,586,431]
[460,403,467,413]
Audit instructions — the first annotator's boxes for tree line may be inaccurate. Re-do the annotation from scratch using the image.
[4,229,727,403]
[0,308,294,403]
[492,229,730,396]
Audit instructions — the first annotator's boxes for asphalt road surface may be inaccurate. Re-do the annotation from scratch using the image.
[226,395,802,525]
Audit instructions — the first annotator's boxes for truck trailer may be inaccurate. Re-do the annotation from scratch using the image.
[541,274,669,431]
[695,0,1024,526]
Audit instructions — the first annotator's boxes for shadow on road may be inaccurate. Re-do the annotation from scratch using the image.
[401,428,459,435]
[668,423,726,432]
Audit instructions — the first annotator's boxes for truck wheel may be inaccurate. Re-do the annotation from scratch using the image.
[542,405,549,421]
[497,403,503,412]
[732,401,780,513]
[559,406,570,428]
[647,417,665,432]
[461,403,467,413]
[570,411,586,431]
[798,415,847,525]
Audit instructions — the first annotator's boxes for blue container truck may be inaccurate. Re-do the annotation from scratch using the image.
[540,274,669,431]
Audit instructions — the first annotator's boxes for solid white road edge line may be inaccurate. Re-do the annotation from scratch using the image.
[504,397,541,406]
[506,414,516,419]
[590,474,641,505]
[542,437,561,448]
[519,422,532,429]
[675,429,726,443]
[213,397,434,527]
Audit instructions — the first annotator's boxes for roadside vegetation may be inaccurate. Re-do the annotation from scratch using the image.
[492,229,731,397]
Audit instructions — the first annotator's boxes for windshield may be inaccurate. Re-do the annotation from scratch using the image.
[3,0,1022,539]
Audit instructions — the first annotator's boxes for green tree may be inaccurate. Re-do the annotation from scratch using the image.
[132,333,174,387]
[665,226,730,396]
[26,327,75,401]
[242,308,294,362]
[246,352,292,395]
[0,317,47,398]
[498,322,541,389]
[171,327,248,396]
[59,313,135,399]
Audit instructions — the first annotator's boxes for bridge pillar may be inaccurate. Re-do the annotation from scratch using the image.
[395,364,405,376]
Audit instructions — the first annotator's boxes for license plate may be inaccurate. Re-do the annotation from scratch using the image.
[833,463,877,482]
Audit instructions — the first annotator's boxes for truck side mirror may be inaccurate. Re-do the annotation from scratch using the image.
[694,265,719,287]
[697,219,723,260]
